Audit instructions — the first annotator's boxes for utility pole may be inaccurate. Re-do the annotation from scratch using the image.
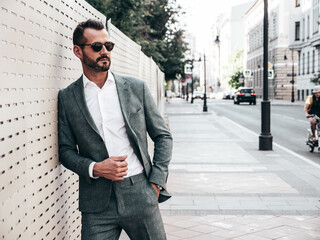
[203,53,208,112]
[259,0,273,150]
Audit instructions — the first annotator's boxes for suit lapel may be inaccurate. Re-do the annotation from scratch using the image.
[72,76,101,136]
[113,73,132,125]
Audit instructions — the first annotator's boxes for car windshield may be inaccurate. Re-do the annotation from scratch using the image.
[240,89,254,93]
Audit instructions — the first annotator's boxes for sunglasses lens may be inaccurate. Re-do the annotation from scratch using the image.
[89,42,114,52]
[105,42,114,51]
[91,42,103,52]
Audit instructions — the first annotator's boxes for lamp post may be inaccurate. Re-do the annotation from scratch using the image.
[203,54,208,112]
[259,0,273,150]
[192,57,207,110]
[186,82,189,101]
[191,65,194,103]
[215,35,221,89]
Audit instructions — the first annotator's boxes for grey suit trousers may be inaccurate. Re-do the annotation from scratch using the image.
[81,173,167,240]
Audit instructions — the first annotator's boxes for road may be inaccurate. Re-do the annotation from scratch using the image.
[194,98,320,165]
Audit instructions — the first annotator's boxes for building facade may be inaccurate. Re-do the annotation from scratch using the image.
[244,0,298,100]
[214,2,254,93]
[290,0,320,101]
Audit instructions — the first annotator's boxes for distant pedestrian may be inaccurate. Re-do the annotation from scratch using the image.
[58,19,172,240]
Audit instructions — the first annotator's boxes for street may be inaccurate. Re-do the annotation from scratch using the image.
[194,98,320,165]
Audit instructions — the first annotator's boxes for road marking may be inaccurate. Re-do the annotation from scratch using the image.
[297,119,309,124]
[221,117,320,170]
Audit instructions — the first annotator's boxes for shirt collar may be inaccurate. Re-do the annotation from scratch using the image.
[82,71,115,89]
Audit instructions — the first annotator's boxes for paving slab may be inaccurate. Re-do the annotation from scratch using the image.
[120,98,320,239]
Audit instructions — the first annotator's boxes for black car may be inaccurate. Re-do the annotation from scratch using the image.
[234,87,256,105]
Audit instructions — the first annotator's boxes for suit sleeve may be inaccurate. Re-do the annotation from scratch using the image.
[58,90,94,184]
[142,82,173,192]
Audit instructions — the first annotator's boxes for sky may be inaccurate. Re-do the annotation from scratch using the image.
[176,0,255,51]
[176,0,255,34]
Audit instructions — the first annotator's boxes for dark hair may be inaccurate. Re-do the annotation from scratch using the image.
[73,19,106,46]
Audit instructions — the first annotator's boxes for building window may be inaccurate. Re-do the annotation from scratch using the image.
[302,18,305,41]
[303,53,305,74]
[307,16,310,38]
[318,49,320,72]
[307,52,310,74]
[296,0,301,7]
[298,51,301,75]
[313,50,315,73]
[313,0,319,34]
[302,89,305,101]
[295,22,300,40]
[298,90,300,101]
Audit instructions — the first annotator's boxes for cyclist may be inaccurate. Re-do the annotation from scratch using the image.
[305,85,320,143]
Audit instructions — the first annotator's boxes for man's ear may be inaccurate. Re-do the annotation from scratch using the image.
[73,45,82,59]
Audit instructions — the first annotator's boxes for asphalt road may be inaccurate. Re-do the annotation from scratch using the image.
[196,98,320,165]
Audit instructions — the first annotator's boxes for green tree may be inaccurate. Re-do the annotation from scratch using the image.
[161,29,188,80]
[85,0,188,81]
[226,49,244,89]
[311,73,320,85]
[229,71,244,89]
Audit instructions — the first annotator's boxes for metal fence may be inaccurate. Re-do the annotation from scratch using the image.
[0,0,164,239]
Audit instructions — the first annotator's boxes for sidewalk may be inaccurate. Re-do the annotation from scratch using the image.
[162,98,320,240]
[259,98,305,106]
[121,98,320,240]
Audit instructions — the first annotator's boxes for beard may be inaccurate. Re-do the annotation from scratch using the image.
[83,52,111,72]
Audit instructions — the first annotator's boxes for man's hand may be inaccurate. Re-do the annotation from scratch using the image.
[93,155,128,181]
[150,183,160,197]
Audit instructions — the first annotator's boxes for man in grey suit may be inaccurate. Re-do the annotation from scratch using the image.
[58,19,172,240]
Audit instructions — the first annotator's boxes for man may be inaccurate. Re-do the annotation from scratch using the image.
[58,19,172,240]
[305,85,320,143]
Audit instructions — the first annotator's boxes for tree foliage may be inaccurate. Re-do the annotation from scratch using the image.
[228,72,244,89]
[226,49,244,89]
[311,74,320,85]
[85,0,188,81]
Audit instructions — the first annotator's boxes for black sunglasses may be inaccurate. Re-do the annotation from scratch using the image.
[79,41,115,52]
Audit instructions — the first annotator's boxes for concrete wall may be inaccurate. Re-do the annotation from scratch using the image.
[0,0,164,239]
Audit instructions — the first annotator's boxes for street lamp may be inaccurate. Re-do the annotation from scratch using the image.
[191,57,207,111]
[191,65,194,103]
[284,49,295,102]
[215,35,221,89]
[259,0,273,150]
[203,54,208,112]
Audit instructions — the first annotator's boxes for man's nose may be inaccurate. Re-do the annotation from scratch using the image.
[101,44,110,54]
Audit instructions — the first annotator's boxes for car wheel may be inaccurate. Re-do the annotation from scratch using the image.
[253,101,256,105]
[249,102,252,105]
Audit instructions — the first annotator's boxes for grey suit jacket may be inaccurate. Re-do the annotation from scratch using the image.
[58,72,173,213]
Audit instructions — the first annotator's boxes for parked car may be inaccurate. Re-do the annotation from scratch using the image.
[231,91,236,99]
[192,91,204,99]
[223,91,233,99]
[209,92,215,99]
[233,87,256,105]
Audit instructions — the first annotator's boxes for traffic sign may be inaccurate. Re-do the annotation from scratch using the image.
[268,69,274,79]
[244,70,252,77]
[184,64,192,74]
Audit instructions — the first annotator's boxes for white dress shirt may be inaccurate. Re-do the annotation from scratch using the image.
[83,72,144,178]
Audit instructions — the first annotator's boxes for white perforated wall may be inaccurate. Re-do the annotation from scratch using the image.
[107,20,165,106]
[0,0,164,239]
